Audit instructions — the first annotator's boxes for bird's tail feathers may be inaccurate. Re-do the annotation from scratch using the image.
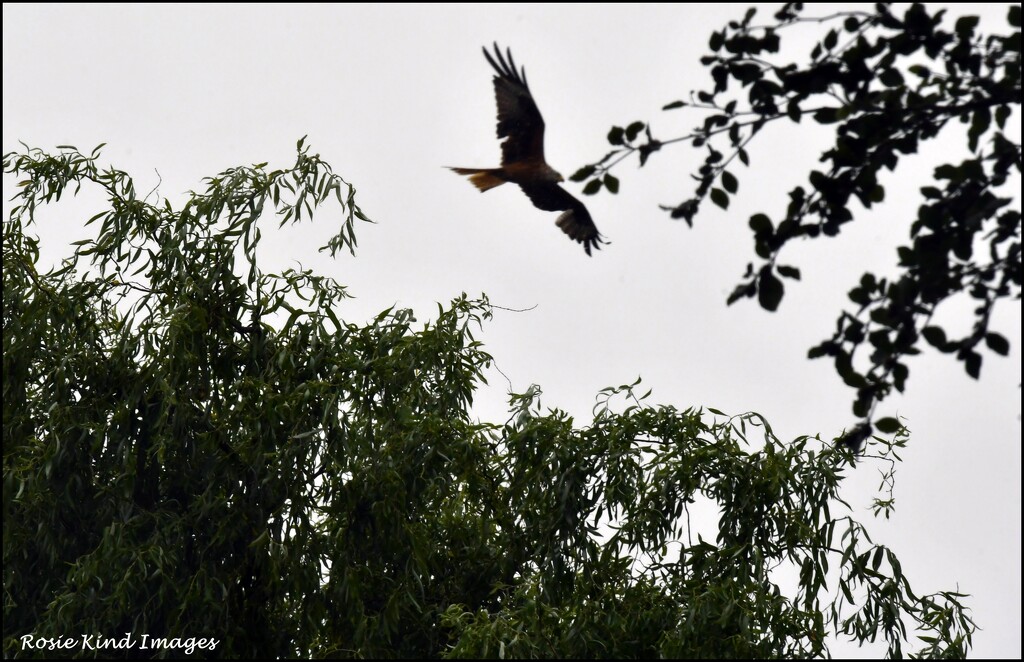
[450,167,506,192]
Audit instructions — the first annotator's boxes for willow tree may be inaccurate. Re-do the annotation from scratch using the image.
[4,142,973,657]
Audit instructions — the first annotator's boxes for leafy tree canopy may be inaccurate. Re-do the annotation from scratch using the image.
[4,141,974,657]
[574,3,1021,447]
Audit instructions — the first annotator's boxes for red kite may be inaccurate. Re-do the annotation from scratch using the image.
[451,44,606,256]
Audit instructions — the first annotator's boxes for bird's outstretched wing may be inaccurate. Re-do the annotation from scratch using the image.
[482,44,547,168]
[519,183,606,256]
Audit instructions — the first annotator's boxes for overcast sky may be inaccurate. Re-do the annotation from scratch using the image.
[3,3,1020,657]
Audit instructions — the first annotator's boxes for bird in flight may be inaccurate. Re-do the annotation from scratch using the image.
[451,44,606,256]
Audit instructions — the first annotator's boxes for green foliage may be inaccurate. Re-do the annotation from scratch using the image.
[4,144,975,657]
[575,3,1021,439]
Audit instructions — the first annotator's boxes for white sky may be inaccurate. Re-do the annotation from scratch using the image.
[3,3,1020,658]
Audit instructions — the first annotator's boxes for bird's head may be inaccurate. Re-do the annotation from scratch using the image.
[542,164,564,184]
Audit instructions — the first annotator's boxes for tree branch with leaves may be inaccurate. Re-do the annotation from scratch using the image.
[573,3,1021,445]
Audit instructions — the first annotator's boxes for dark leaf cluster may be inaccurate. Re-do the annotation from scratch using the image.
[4,145,975,658]
[576,3,1021,439]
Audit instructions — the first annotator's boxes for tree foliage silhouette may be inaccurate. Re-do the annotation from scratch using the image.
[574,3,1021,447]
[4,140,975,658]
